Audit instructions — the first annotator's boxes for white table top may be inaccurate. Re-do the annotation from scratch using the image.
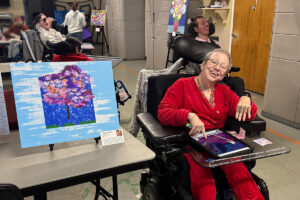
[0,129,155,194]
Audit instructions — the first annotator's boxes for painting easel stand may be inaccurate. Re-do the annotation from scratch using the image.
[165,33,176,68]
[94,26,109,56]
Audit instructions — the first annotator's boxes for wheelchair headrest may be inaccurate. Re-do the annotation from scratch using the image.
[51,20,58,30]
[209,22,215,36]
[147,74,196,118]
[173,36,220,64]
[46,37,82,55]
[46,41,72,55]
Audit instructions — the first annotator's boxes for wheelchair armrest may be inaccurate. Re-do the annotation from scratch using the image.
[225,116,266,136]
[137,113,188,147]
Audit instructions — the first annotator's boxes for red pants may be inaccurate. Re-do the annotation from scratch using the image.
[183,153,264,200]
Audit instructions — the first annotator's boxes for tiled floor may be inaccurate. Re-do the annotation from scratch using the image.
[3,58,300,200]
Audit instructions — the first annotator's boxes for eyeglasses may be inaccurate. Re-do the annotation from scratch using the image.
[207,59,229,71]
[197,21,208,26]
[40,18,47,22]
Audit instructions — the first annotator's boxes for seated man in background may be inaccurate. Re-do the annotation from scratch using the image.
[33,13,66,47]
[187,15,245,97]
[188,15,221,47]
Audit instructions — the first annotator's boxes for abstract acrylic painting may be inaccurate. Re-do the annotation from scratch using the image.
[10,61,119,148]
[38,65,96,129]
[167,0,189,34]
[91,10,106,26]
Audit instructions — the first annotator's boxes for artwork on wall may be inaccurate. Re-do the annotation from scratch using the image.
[167,0,189,35]
[10,61,119,148]
[90,10,106,26]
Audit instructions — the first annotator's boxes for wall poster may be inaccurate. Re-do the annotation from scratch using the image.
[167,0,189,35]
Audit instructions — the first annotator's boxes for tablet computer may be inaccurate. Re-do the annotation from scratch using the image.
[189,129,253,159]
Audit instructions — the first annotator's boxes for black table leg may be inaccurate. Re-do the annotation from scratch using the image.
[34,192,47,200]
[91,179,112,200]
[112,175,118,200]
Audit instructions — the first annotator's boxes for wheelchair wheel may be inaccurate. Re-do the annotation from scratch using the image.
[143,182,159,200]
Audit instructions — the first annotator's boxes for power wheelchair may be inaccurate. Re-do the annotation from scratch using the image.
[137,37,269,200]
[137,73,268,200]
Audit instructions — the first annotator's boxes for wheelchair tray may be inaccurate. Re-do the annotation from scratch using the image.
[188,129,253,159]
[192,133,291,168]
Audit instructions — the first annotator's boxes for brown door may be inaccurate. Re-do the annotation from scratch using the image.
[230,0,276,94]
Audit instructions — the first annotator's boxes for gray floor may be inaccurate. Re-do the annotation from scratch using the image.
[4,58,300,199]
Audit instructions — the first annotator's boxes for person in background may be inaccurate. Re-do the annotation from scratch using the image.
[158,49,264,200]
[33,13,66,47]
[187,15,245,97]
[63,1,86,41]
[52,36,92,61]
[188,15,221,47]
[4,16,29,40]
[46,17,55,29]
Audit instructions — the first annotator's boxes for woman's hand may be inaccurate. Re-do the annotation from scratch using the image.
[235,96,251,121]
[187,112,207,139]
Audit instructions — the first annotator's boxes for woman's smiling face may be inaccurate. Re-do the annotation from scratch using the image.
[201,51,230,82]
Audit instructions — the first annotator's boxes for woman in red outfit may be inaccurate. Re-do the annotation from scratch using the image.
[52,36,93,62]
[158,49,264,200]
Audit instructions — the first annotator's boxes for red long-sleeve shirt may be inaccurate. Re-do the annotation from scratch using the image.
[158,76,257,130]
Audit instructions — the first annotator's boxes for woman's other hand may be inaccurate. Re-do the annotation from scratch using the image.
[235,96,251,121]
[187,112,207,139]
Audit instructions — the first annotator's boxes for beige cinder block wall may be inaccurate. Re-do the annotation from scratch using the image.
[262,0,300,129]
[145,0,234,70]
[107,0,145,60]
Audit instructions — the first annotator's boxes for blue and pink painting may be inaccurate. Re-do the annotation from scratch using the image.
[10,61,119,148]
[39,65,96,128]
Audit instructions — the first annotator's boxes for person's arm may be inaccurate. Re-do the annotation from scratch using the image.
[226,86,257,121]
[81,13,86,27]
[158,79,191,127]
[63,13,69,26]
[158,79,207,137]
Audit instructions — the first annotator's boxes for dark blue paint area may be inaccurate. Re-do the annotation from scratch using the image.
[41,100,96,128]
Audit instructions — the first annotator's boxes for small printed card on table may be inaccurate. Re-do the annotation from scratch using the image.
[0,73,10,136]
[253,138,272,146]
[101,129,124,146]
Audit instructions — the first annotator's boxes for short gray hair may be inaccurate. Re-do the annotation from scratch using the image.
[203,49,232,72]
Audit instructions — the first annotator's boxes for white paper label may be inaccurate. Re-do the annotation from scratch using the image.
[253,138,272,146]
[0,73,10,135]
[101,129,124,146]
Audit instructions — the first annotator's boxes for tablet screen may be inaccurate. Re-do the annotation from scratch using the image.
[191,129,251,158]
